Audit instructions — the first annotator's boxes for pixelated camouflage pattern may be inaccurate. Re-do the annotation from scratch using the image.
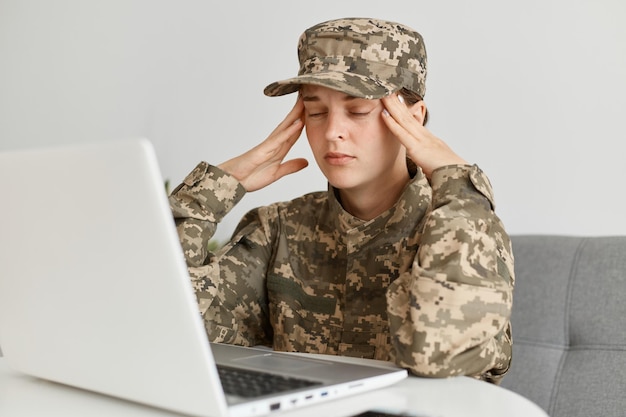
[264,18,428,99]
[169,162,514,383]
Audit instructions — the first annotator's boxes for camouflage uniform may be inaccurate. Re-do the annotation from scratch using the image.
[169,160,514,383]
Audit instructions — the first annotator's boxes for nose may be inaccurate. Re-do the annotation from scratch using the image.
[324,111,346,141]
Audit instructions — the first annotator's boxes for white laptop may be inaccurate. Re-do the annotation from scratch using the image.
[0,139,407,417]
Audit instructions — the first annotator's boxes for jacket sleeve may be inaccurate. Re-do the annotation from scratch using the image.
[386,164,514,383]
[169,162,274,347]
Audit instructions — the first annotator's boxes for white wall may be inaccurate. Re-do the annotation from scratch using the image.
[1,0,625,242]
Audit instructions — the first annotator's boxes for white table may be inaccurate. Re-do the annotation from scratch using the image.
[0,358,548,417]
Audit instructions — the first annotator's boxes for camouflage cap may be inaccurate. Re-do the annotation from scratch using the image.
[264,17,427,99]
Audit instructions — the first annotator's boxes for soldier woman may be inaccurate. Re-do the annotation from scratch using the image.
[169,17,514,383]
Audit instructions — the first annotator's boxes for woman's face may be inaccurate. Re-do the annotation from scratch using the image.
[301,85,408,194]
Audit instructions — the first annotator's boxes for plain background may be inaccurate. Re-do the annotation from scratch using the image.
[1,0,625,243]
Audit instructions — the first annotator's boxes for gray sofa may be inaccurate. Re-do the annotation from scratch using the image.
[501,235,626,417]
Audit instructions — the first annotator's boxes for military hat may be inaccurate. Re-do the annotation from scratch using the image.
[264,17,427,99]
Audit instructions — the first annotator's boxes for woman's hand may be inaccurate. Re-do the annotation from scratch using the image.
[381,93,467,179]
[218,98,308,192]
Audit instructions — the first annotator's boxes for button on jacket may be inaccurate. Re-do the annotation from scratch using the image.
[169,161,514,383]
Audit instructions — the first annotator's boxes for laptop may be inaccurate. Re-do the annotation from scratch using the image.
[0,139,407,417]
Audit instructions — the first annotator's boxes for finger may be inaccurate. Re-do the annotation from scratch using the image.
[381,101,420,155]
[271,97,305,134]
[381,94,409,122]
[270,117,304,158]
[381,94,426,138]
[381,96,468,176]
[383,94,429,132]
[256,107,304,161]
[275,158,309,180]
[381,95,435,153]
[262,102,304,155]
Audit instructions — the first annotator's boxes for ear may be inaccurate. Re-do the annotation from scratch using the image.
[409,101,427,126]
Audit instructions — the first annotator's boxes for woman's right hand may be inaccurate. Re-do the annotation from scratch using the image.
[218,98,308,192]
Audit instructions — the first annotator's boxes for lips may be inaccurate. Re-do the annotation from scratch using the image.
[324,152,355,166]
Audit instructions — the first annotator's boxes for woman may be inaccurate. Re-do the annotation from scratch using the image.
[169,17,514,383]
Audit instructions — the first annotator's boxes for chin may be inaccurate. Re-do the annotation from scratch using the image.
[325,177,359,191]
[318,166,363,191]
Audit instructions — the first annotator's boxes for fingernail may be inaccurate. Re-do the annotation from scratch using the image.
[382,109,390,117]
[397,95,405,104]
[292,118,302,125]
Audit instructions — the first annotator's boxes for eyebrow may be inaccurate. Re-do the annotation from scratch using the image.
[300,94,360,102]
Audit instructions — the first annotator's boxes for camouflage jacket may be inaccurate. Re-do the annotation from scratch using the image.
[169,162,514,383]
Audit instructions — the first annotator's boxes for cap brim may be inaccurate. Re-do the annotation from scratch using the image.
[263,71,398,99]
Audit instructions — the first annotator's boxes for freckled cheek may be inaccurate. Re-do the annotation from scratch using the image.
[304,124,315,147]
[304,128,326,161]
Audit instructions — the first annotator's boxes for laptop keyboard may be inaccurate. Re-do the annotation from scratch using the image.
[217,365,322,398]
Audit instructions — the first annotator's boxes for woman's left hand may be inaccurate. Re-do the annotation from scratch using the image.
[381,93,468,179]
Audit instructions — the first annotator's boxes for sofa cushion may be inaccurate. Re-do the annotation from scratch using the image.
[501,235,626,417]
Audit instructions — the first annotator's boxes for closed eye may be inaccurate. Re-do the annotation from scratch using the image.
[349,109,375,118]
